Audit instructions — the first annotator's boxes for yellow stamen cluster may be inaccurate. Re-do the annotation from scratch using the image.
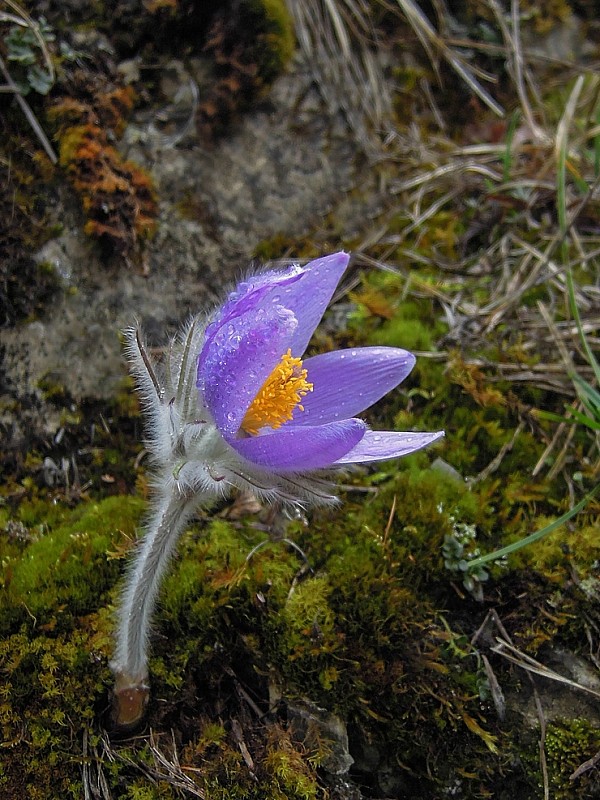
[241,349,313,435]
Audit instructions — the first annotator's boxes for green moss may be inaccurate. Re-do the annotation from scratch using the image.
[0,616,111,797]
[511,517,600,581]
[123,781,177,800]
[543,719,600,798]
[244,0,295,85]
[264,732,319,800]
[0,495,145,634]
[1,465,593,797]
[116,481,507,794]
[348,272,448,353]
[369,309,439,351]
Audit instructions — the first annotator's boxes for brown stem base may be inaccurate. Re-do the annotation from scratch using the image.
[112,674,150,731]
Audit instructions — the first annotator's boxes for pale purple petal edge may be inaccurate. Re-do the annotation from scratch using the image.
[334,430,445,465]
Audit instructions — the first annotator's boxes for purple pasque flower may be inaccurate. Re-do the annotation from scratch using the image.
[196,251,443,484]
[112,251,443,729]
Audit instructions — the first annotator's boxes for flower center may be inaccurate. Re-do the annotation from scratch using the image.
[241,350,313,435]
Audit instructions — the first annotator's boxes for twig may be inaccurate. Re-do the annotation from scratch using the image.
[491,639,600,702]
[472,611,549,799]
[570,749,600,781]
[0,54,57,163]
[472,421,524,483]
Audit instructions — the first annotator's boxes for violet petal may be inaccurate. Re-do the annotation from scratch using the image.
[334,430,445,464]
[198,266,305,376]
[291,347,416,425]
[232,418,366,471]
[198,305,298,438]
[198,251,347,376]
[280,252,350,356]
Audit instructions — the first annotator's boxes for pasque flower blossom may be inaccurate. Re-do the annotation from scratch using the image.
[111,251,443,727]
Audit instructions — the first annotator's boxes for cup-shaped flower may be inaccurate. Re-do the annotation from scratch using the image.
[112,251,443,729]
[196,251,443,479]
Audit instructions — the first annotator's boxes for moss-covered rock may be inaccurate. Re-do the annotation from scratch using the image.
[0,495,144,797]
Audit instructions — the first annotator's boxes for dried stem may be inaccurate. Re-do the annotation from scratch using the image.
[0,54,57,164]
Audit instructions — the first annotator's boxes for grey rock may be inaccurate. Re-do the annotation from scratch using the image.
[1,57,365,446]
[287,698,355,776]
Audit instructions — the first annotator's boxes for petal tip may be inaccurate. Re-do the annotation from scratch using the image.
[306,251,350,272]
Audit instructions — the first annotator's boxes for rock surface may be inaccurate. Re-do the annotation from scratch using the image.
[1,56,361,445]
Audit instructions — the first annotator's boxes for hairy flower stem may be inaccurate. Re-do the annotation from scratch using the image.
[112,483,206,728]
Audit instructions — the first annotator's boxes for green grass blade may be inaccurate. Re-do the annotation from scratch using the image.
[567,269,600,387]
[466,485,599,571]
[565,404,600,432]
[572,373,600,412]
[534,409,578,425]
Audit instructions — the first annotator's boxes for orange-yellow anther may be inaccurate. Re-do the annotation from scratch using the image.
[241,350,313,435]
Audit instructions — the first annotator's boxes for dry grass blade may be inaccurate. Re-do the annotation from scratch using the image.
[102,730,206,798]
[472,611,549,798]
[0,54,57,163]
[147,730,207,797]
[534,299,595,479]
[487,0,546,141]
[473,421,525,483]
[570,749,600,781]
[492,640,600,702]
[82,729,113,800]
[287,0,390,149]
[556,75,585,167]
[391,156,503,193]
[394,0,504,116]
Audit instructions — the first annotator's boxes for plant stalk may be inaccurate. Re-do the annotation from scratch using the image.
[111,481,203,728]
